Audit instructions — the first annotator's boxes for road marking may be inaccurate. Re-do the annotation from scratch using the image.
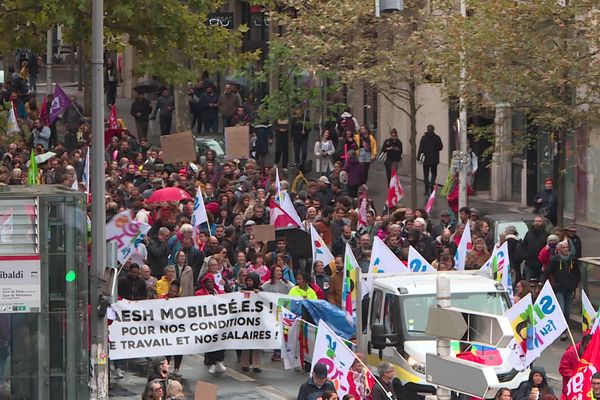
[257,384,295,400]
[224,367,256,382]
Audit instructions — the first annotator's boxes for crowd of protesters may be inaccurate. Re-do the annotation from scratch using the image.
[0,63,587,400]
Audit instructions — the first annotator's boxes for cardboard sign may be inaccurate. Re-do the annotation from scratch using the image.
[253,224,276,243]
[160,131,196,164]
[224,126,250,160]
[195,381,218,400]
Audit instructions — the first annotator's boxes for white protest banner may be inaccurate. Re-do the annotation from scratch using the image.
[506,282,568,370]
[280,307,302,369]
[108,292,282,359]
[407,245,436,272]
[312,320,356,397]
[369,236,410,274]
[310,224,334,266]
[106,211,151,265]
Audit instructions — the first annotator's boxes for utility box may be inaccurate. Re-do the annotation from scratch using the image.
[0,186,88,400]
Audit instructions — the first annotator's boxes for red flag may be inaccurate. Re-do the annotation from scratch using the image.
[566,331,600,400]
[269,199,300,228]
[385,168,404,209]
[108,105,119,129]
[425,185,437,214]
[39,96,49,127]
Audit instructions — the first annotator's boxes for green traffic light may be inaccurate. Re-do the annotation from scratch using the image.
[65,270,77,282]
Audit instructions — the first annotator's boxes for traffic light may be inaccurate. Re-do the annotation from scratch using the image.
[65,270,77,282]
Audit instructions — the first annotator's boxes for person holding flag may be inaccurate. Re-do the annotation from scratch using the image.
[385,168,404,212]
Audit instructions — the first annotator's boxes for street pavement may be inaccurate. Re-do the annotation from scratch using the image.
[36,72,597,399]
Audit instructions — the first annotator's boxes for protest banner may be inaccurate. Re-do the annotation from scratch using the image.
[310,224,334,266]
[280,307,302,369]
[108,292,284,359]
[343,243,359,323]
[582,290,596,333]
[369,236,410,274]
[224,126,250,159]
[312,320,356,397]
[505,282,568,371]
[253,224,276,243]
[106,211,150,265]
[159,131,197,164]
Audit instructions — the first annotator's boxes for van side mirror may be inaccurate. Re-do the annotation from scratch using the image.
[371,324,387,350]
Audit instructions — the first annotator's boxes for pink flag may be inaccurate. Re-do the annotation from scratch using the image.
[425,185,437,214]
[108,105,119,129]
[385,168,404,209]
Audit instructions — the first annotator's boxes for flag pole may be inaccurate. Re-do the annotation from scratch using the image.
[322,320,395,400]
[566,326,580,361]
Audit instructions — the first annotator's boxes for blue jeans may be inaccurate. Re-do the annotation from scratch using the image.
[555,290,573,326]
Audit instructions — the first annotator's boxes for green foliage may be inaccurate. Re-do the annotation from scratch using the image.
[0,0,259,85]
[427,0,600,133]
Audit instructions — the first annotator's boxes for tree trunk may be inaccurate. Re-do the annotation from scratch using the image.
[408,81,418,210]
[556,128,566,227]
[174,84,192,133]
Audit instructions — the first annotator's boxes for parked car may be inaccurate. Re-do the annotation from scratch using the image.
[195,136,225,163]
[485,213,553,242]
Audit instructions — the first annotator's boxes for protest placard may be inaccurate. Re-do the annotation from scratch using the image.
[108,292,284,359]
[224,126,250,160]
[106,211,150,265]
[253,224,275,243]
[160,131,197,164]
[195,381,217,400]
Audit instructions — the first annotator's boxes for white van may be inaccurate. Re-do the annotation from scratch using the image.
[356,272,529,399]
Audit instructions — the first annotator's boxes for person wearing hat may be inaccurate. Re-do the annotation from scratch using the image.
[539,234,560,277]
[564,224,582,260]
[534,178,558,226]
[235,220,256,252]
[296,362,335,400]
[316,176,334,207]
[431,210,455,238]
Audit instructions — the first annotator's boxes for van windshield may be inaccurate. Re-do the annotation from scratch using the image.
[401,292,509,339]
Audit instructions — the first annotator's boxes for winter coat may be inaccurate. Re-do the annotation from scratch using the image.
[314,140,335,173]
[534,189,558,224]
[118,275,148,300]
[382,138,403,162]
[217,92,241,117]
[254,124,272,156]
[546,254,580,293]
[417,131,443,166]
[344,158,363,187]
[146,238,169,278]
[171,264,195,297]
[520,227,548,268]
[194,273,224,296]
[354,133,378,158]
[512,367,554,400]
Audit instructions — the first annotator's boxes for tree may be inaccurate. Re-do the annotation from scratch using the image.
[428,0,600,226]
[0,0,259,113]
[268,0,438,209]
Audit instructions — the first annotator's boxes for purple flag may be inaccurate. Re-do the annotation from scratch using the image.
[49,84,72,125]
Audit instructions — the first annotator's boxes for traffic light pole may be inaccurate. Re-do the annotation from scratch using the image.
[435,274,451,400]
[90,0,108,398]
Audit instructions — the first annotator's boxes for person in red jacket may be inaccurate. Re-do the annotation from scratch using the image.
[559,334,591,396]
[539,234,560,279]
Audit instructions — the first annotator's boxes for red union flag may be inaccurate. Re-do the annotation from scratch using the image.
[566,329,600,400]
[269,199,300,228]
[386,168,404,209]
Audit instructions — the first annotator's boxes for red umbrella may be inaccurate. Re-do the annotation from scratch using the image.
[146,187,193,203]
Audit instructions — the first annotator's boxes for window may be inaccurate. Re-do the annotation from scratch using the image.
[400,292,509,339]
[384,294,402,336]
[0,198,38,254]
[370,289,384,327]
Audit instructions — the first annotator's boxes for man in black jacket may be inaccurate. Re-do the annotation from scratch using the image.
[296,363,335,400]
[519,215,549,280]
[117,263,147,300]
[417,124,444,196]
[146,227,169,277]
[130,94,152,139]
[534,178,558,226]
